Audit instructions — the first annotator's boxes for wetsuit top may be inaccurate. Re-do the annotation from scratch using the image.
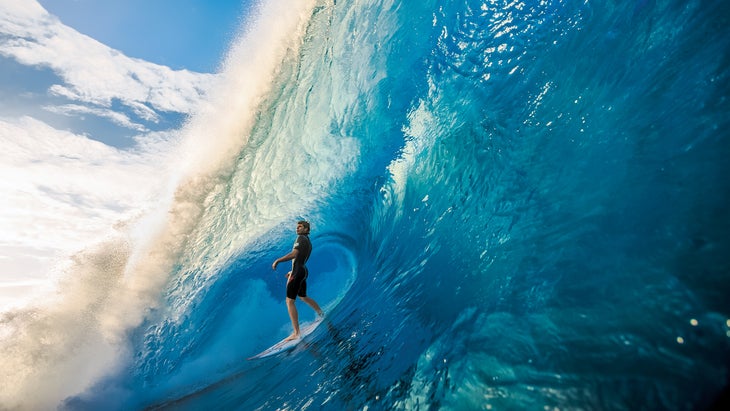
[292,234,311,272]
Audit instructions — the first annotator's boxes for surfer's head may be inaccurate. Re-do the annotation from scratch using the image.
[297,220,310,235]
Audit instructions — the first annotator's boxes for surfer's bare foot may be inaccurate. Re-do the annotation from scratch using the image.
[284,333,300,342]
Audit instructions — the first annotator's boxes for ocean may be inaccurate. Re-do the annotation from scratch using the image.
[2,0,729,409]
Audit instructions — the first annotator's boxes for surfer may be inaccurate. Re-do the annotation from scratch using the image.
[272,220,324,341]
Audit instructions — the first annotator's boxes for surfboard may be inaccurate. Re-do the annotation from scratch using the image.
[247,317,324,360]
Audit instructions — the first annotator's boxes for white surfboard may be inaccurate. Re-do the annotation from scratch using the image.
[247,317,324,360]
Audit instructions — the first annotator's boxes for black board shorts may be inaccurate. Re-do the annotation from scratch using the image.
[286,266,308,299]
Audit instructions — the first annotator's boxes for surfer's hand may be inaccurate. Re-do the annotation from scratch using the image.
[272,261,278,270]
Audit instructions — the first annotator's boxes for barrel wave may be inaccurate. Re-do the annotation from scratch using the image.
[4,0,729,410]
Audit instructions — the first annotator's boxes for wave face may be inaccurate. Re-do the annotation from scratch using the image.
[19,0,730,409]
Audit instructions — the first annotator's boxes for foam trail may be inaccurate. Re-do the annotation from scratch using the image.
[0,0,317,409]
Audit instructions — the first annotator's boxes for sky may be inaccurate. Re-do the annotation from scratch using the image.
[0,0,251,310]
[37,0,251,73]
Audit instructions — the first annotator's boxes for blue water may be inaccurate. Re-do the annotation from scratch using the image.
[29,0,730,409]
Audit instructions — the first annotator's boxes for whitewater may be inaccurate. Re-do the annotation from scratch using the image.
[2,0,729,410]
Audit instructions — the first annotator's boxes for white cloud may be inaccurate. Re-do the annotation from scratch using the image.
[0,1,221,300]
[0,116,177,292]
[0,0,216,128]
[42,103,147,131]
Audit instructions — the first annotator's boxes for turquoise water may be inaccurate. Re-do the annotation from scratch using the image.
[49,0,730,409]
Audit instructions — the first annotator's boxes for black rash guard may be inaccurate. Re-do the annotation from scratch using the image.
[292,234,311,271]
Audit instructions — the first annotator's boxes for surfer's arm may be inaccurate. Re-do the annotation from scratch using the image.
[272,248,299,270]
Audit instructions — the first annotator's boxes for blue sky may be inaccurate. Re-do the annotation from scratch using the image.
[38,0,251,73]
[1,0,254,150]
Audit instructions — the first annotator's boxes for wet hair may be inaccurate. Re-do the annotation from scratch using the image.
[297,220,310,233]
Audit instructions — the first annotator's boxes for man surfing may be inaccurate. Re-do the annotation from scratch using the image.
[272,220,324,341]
